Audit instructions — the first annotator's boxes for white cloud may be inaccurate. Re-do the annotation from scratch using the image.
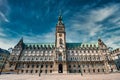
[65,3,120,49]
[90,4,119,22]
[0,11,9,22]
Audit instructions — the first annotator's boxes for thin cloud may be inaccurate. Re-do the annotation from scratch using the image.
[66,3,120,49]
[0,11,9,22]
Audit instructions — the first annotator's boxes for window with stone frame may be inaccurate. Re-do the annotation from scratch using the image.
[32,64,34,68]
[83,69,85,73]
[50,65,53,68]
[68,65,71,68]
[72,50,74,53]
[46,64,48,68]
[79,70,81,73]
[21,70,24,73]
[36,64,39,68]
[50,70,52,73]
[98,69,100,72]
[93,69,95,73]
[40,70,42,73]
[27,65,29,68]
[41,65,43,68]
[35,70,38,73]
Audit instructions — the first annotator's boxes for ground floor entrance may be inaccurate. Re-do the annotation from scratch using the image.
[58,64,63,73]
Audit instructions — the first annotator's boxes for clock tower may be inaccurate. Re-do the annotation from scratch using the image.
[54,13,67,73]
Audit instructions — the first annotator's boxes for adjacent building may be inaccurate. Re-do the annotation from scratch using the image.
[110,48,120,71]
[0,48,10,73]
[6,14,117,74]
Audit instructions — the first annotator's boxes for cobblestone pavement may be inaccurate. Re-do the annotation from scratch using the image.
[0,73,120,80]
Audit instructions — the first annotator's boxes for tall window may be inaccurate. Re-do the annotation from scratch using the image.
[69,65,71,68]
[27,65,29,68]
[58,53,62,61]
[32,64,34,68]
[59,38,63,44]
[36,65,39,68]
[50,65,53,68]
[46,65,48,68]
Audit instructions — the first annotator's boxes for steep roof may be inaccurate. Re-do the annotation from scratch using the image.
[66,42,98,49]
[25,43,55,48]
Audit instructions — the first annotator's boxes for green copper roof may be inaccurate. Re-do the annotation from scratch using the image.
[25,43,55,48]
[66,42,98,48]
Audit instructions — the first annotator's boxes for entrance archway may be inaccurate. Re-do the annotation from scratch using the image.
[58,64,63,73]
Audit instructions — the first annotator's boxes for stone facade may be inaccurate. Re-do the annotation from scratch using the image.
[6,14,118,74]
[0,48,10,73]
[110,48,120,71]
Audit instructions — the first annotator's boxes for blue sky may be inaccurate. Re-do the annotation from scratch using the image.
[0,0,120,49]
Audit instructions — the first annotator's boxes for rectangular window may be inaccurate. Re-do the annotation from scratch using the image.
[50,70,52,73]
[36,65,39,68]
[40,70,42,73]
[46,65,48,68]
[31,70,33,73]
[41,65,43,68]
[50,65,53,68]
[35,70,38,73]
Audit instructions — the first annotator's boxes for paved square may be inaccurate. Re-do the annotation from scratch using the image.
[0,73,120,80]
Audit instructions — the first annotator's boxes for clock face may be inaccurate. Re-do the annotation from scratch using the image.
[59,33,62,37]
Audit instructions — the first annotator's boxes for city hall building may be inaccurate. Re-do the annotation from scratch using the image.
[6,14,117,74]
